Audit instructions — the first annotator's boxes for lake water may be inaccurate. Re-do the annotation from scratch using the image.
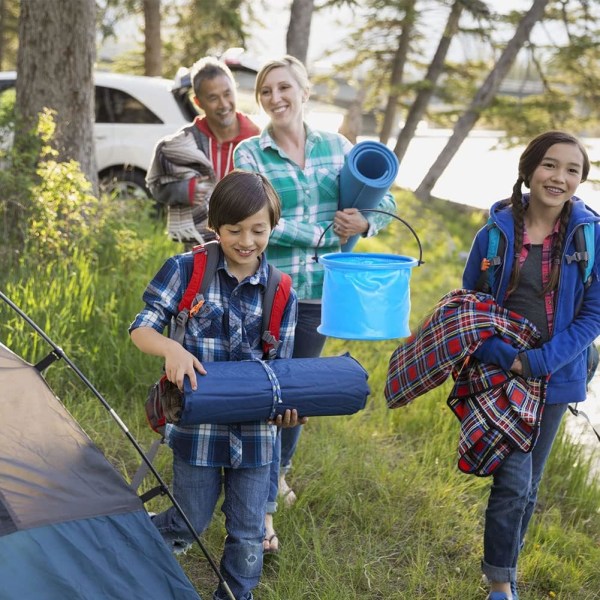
[391,130,600,474]
[389,129,600,213]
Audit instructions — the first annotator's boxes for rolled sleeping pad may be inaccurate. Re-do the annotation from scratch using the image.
[176,353,370,425]
[339,140,399,252]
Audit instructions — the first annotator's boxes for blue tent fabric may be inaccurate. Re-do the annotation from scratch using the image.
[339,140,399,251]
[0,342,202,599]
[0,513,201,599]
[178,354,370,425]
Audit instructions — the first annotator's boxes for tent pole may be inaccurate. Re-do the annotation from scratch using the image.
[0,290,236,600]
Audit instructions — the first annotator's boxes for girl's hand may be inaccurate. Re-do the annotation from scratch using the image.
[164,344,206,391]
[510,355,523,375]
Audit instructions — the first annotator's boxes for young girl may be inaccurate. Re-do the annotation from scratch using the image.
[130,170,301,600]
[462,131,600,600]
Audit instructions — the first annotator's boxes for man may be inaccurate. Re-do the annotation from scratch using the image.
[146,57,260,246]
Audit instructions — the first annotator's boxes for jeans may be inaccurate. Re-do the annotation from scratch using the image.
[482,402,568,584]
[152,454,270,600]
[266,429,281,513]
[281,302,327,471]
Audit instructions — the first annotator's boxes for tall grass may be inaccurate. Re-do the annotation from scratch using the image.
[1,190,598,600]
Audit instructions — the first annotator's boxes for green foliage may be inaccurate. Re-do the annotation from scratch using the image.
[0,89,41,267]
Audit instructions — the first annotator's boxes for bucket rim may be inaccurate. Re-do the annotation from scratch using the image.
[319,252,419,269]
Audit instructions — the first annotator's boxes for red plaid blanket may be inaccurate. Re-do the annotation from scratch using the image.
[385,289,546,476]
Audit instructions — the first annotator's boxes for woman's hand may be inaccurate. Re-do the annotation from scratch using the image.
[333,208,369,240]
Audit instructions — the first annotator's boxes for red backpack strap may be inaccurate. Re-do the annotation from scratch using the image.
[261,265,292,359]
[172,242,220,345]
[178,241,220,312]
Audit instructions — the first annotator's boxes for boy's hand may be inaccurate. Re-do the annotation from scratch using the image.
[164,343,206,391]
[269,409,309,427]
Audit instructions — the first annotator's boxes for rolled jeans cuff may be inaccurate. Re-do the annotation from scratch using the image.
[266,500,277,514]
[481,559,516,584]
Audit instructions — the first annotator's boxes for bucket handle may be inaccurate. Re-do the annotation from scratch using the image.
[312,209,424,265]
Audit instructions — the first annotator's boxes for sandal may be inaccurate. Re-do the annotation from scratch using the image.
[263,533,280,554]
[279,475,297,507]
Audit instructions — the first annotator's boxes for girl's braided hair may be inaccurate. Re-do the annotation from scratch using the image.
[500,131,590,296]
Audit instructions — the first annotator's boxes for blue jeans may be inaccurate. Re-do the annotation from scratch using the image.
[266,429,281,513]
[281,302,327,471]
[482,402,568,584]
[153,454,270,600]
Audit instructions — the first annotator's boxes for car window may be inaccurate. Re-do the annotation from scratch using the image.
[95,86,162,124]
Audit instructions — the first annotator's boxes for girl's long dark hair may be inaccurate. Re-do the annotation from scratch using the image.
[503,131,590,296]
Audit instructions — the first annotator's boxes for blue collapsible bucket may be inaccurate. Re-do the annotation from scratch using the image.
[317,253,418,340]
[315,209,423,341]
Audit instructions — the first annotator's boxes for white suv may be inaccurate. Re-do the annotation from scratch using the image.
[0,70,197,198]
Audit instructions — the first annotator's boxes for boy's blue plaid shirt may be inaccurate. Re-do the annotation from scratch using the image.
[234,125,396,300]
[130,251,298,468]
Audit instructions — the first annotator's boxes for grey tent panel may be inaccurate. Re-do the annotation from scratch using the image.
[0,342,141,531]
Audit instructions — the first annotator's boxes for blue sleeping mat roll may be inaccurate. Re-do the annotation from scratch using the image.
[339,140,399,252]
[178,354,370,425]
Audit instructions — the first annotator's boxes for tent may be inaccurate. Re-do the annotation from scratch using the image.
[0,340,202,599]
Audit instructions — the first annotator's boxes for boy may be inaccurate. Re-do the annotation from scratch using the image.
[130,170,300,600]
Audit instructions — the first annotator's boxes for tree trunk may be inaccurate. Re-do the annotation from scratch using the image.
[393,0,463,162]
[0,0,5,70]
[143,0,162,76]
[338,88,366,144]
[415,0,550,201]
[15,0,97,193]
[379,0,417,145]
[286,0,314,65]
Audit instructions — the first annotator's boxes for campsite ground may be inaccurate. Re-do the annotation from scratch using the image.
[1,190,598,600]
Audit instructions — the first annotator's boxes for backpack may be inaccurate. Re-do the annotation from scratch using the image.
[475,219,598,385]
[475,218,595,294]
[145,241,292,434]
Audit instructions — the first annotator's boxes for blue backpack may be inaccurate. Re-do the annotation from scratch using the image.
[476,219,598,384]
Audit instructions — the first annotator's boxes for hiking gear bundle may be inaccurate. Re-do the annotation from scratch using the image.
[145,242,292,433]
[0,290,235,600]
[161,354,370,426]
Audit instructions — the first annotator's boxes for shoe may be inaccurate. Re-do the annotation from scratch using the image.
[487,593,510,600]
[263,533,280,554]
[510,581,518,600]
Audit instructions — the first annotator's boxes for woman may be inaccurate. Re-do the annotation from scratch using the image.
[234,55,396,553]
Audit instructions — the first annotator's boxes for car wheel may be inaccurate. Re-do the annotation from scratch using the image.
[99,167,150,201]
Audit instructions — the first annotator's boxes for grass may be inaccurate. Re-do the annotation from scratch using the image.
[1,190,599,600]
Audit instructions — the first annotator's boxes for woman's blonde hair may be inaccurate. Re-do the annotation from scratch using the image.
[254,55,310,104]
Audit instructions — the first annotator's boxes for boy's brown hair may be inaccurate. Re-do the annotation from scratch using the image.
[208,169,282,232]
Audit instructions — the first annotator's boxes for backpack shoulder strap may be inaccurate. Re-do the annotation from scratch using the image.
[178,241,220,312]
[576,222,595,288]
[475,219,505,293]
[261,265,292,359]
[172,241,220,345]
